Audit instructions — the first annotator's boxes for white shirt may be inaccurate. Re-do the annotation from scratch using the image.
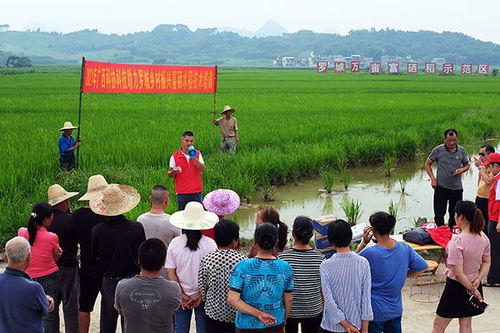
[169,151,205,168]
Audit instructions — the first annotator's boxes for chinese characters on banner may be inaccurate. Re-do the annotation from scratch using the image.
[334,61,346,73]
[477,64,489,75]
[442,63,454,76]
[316,61,329,73]
[350,61,360,73]
[424,63,437,74]
[407,63,418,74]
[369,62,382,74]
[82,60,217,93]
[461,64,473,75]
[388,62,399,74]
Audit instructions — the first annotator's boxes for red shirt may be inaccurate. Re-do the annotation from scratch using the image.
[172,149,203,194]
[488,173,500,222]
[18,226,59,278]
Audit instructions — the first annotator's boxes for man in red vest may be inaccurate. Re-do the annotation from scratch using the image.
[484,153,500,286]
[168,131,206,210]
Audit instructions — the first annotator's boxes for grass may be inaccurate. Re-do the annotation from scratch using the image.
[321,169,335,193]
[0,68,499,246]
[341,197,363,226]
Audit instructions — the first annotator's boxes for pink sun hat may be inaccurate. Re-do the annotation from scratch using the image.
[203,189,240,216]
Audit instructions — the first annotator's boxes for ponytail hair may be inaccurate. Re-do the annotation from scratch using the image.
[184,230,202,251]
[258,205,288,251]
[292,216,314,245]
[28,203,53,245]
[455,200,485,234]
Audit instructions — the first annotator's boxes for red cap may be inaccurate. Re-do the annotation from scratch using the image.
[483,153,500,166]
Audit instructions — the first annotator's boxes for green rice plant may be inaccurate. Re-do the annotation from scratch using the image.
[383,154,397,177]
[398,176,410,194]
[340,167,351,190]
[388,200,399,221]
[321,169,335,193]
[341,197,363,226]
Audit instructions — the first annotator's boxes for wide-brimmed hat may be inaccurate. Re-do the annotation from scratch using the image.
[483,153,500,166]
[171,202,218,230]
[59,121,78,131]
[221,105,235,114]
[203,189,240,216]
[48,184,79,206]
[89,184,140,216]
[79,175,109,201]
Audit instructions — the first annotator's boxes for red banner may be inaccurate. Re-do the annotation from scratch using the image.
[82,60,217,94]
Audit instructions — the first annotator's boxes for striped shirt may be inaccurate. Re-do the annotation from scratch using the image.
[320,251,373,332]
[278,248,324,318]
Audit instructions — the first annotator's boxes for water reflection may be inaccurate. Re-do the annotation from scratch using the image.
[230,143,498,239]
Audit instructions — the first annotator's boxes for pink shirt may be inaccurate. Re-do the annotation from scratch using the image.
[18,226,60,278]
[165,234,217,296]
[445,232,490,282]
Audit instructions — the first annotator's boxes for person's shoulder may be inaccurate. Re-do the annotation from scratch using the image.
[201,235,217,246]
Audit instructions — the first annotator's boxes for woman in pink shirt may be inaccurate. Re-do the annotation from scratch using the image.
[433,200,491,333]
[18,202,62,333]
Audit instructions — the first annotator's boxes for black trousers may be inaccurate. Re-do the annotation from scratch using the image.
[285,314,322,333]
[433,186,463,228]
[204,312,236,333]
[100,276,124,333]
[487,220,500,284]
[59,154,75,170]
[475,196,489,234]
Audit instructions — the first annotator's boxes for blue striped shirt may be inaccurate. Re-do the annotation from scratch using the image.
[320,251,373,332]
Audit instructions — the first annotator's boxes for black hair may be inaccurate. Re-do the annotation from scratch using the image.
[327,219,353,248]
[481,145,495,154]
[255,222,278,251]
[369,211,396,235]
[258,206,288,251]
[214,220,240,247]
[185,230,202,251]
[443,128,458,137]
[455,200,485,235]
[292,216,314,245]
[28,203,53,245]
[152,184,168,192]
[182,131,194,137]
[138,238,166,271]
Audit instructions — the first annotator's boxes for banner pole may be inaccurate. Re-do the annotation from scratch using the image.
[76,56,85,169]
[212,65,218,151]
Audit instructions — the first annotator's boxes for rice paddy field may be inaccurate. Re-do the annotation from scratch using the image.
[1,68,499,245]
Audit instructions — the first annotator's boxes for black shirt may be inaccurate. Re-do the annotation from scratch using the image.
[91,215,146,278]
[48,209,78,267]
[72,207,106,269]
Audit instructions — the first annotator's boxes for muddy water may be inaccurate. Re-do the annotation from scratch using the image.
[230,147,497,239]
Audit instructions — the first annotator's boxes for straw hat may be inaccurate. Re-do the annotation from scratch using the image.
[170,202,218,230]
[221,105,235,114]
[59,121,78,131]
[48,184,79,206]
[79,175,109,201]
[203,189,240,216]
[89,184,140,216]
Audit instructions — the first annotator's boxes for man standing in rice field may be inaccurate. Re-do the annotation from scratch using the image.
[424,129,470,229]
[212,105,239,153]
[58,121,81,170]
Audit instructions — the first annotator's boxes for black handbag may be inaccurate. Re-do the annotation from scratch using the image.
[403,227,434,245]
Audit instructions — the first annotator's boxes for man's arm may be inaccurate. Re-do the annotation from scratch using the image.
[193,154,205,172]
[424,158,437,188]
[167,155,177,178]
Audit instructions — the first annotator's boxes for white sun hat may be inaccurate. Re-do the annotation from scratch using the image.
[59,121,78,131]
[170,201,219,230]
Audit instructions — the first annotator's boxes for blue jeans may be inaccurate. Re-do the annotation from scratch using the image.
[368,317,402,333]
[176,193,203,211]
[175,303,206,333]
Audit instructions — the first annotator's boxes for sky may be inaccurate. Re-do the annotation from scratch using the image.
[2,0,499,44]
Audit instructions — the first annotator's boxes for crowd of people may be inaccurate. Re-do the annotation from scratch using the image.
[0,127,499,333]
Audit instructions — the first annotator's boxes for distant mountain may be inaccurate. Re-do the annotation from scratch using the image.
[0,26,499,66]
[217,26,254,37]
[254,20,288,37]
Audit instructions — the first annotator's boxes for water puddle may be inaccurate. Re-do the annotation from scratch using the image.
[230,144,498,239]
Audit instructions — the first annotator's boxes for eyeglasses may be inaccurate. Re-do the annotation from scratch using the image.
[479,153,486,156]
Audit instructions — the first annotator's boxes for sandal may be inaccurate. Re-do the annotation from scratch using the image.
[483,283,500,287]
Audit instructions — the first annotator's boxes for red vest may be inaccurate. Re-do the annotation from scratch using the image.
[173,149,203,194]
[489,173,500,222]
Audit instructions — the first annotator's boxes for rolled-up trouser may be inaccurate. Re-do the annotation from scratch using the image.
[34,270,61,333]
[221,136,237,153]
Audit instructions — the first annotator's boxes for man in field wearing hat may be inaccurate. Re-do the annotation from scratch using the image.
[47,184,80,333]
[72,175,109,333]
[58,121,81,170]
[212,105,239,153]
[90,184,145,333]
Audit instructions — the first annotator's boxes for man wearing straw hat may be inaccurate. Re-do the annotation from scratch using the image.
[47,184,80,333]
[58,121,81,171]
[90,184,145,333]
[212,105,239,153]
[72,175,108,333]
